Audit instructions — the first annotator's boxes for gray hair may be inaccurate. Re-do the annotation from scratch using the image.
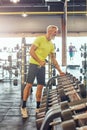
[47,25,58,32]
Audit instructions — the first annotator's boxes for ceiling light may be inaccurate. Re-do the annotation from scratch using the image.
[10,0,20,3]
[22,12,28,17]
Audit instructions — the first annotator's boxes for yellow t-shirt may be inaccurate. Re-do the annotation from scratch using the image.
[29,35,55,65]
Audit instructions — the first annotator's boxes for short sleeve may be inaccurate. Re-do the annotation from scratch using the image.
[33,37,40,47]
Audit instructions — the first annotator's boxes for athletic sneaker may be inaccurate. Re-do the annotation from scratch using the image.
[35,108,39,114]
[21,107,28,118]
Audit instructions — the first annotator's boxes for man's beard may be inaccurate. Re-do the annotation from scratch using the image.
[50,35,55,40]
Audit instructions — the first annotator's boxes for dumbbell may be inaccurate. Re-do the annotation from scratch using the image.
[41,86,80,113]
[61,119,87,130]
[58,81,86,99]
[39,104,62,130]
[41,88,58,104]
[13,79,18,86]
[61,119,76,130]
[38,79,84,129]
[43,82,83,108]
[39,96,59,114]
[58,74,79,84]
[37,100,87,130]
[49,101,87,130]
[36,104,59,130]
[40,90,60,109]
[36,90,60,119]
[61,101,87,121]
[58,79,73,86]
[36,99,58,130]
[57,80,78,91]
[41,96,58,108]
[58,85,81,102]
[36,117,44,130]
[40,100,87,130]
[36,100,77,126]
[58,77,79,88]
[57,73,74,81]
[37,103,60,119]
[50,119,76,130]
[14,69,18,77]
[61,100,87,111]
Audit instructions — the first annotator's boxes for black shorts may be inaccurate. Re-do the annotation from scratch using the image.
[27,63,45,85]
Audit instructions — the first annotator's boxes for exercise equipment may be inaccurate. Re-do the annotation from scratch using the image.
[39,99,87,130]
[13,79,18,86]
[36,73,87,130]
[80,43,87,89]
[0,44,20,83]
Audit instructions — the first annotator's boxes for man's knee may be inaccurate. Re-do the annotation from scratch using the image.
[24,83,32,91]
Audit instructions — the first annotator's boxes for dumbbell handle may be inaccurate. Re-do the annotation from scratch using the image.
[69,93,81,101]
[73,112,87,120]
[77,126,87,130]
[49,118,61,126]
[64,87,79,92]
[70,103,86,111]
[62,83,76,88]
[64,86,74,91]
[36,117,44,123]
[66,89,76,95]
[66,90,81,99]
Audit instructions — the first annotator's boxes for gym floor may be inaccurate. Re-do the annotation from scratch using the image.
[0,80,37,130]
[0,68,80,130]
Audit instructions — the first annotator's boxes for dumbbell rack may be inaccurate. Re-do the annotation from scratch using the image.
[36,73,87,130]
[0,53,18,83]
[21,37,32,98]
[80,43,87,93]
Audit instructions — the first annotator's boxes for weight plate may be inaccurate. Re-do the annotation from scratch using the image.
[79,84,86,98]
[61,101,69,110]
[61,109,73,121]
[62,119,76,130]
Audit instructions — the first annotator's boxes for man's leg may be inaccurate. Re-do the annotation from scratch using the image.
[36,85,43,113]
[35,66,45,113]
[21,83,32,118]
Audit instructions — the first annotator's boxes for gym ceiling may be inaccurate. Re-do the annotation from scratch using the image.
[0,0,87,34]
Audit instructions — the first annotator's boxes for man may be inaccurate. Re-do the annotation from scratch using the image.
[69,42,76,60]
[21,25,65,118]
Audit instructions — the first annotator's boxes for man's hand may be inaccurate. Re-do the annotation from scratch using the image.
[59,71,66,76]
[39,61,46,67]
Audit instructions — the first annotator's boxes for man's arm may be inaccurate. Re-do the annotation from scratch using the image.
[50,53,65,76]
[29,44,45,66]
